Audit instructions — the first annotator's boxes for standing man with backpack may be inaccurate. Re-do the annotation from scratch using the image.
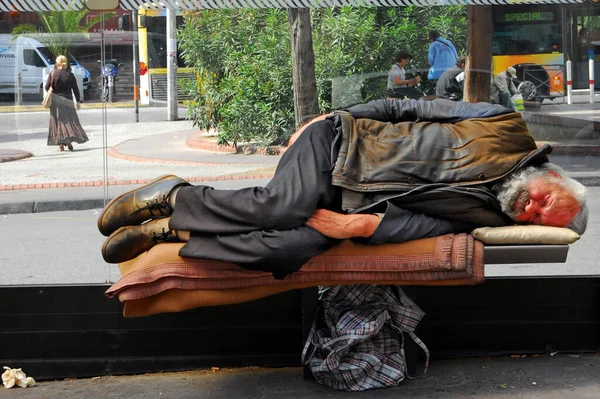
[427,30,458,84]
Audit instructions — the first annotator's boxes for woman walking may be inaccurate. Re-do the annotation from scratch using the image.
[45,55,88,151]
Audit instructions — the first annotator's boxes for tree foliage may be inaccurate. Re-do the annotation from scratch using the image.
[178,10,293,146]
[178,6,466,146]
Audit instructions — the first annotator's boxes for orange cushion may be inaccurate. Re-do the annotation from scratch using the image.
[107,234,484,317]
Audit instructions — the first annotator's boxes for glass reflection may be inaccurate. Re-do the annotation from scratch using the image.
[0,3,599,286]
[0,9,119,285]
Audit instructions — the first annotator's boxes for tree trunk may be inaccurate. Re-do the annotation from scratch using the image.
[287,8,319,128]
[464,6,493,103]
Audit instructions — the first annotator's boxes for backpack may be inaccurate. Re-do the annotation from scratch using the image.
[301,284,429,391]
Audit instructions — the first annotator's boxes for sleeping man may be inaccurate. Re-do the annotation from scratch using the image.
[97,99,588,279]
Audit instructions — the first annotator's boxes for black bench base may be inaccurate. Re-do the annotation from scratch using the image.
[1,277,598,380]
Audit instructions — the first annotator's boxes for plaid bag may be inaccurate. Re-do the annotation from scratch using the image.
[301,284,429,391]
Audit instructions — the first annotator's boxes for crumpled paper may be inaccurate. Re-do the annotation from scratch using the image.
[2,367,36,388]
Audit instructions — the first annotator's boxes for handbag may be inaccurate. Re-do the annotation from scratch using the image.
[42,72,54,108]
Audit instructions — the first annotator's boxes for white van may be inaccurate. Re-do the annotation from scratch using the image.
[0,35,87,98]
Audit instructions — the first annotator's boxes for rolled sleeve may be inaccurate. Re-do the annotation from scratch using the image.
[367,203,454,245]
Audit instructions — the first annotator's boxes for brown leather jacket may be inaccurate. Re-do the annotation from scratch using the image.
[45,68,81,102]
[329,99,549,227]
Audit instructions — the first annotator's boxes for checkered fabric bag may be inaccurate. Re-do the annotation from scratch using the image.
[301,284,429,391]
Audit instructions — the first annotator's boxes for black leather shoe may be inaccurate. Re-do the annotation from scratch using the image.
[98,175,189,236]
[102,218,178,264]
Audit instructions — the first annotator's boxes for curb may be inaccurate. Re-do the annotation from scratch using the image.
[186,133,237,153]
[0,171,276,193]
[1,173,596,215]
[107,143,278,166]
[521,111,600,130]
[186,132,285,155]
[0,172,275,214]
[544,144,600,156]
[0,198,107,214]
[0,101,144,113]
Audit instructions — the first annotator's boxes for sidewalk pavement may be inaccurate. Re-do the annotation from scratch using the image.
[1,354,599,398]
[1,99,599,215]
[0,114,280,214]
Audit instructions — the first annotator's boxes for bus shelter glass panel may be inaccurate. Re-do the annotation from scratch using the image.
[324,3,600,277]
[1,3,599,287]
[0,10,116,285]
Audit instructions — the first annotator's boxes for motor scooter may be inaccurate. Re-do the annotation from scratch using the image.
[97,59,124,102]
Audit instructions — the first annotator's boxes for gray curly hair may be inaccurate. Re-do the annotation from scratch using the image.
[494,163,588,235]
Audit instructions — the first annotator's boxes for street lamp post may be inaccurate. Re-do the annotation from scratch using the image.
[166,7,178,121]
[16,73,22,106]
[132,10,140,122]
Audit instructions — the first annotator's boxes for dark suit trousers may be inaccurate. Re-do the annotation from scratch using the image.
[169,119,341,278]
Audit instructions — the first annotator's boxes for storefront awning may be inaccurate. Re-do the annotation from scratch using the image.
[0,0,587,12]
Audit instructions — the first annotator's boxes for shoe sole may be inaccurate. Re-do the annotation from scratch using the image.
[97,174,178,236]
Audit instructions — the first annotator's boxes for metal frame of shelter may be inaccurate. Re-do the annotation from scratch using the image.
[1,0,598,383]
[0,0,587,11]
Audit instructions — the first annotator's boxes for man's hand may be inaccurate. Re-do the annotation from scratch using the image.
[408,76,421,87]
[306,209,381,239]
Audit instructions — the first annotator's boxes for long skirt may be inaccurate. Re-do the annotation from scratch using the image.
[47,94,89,146]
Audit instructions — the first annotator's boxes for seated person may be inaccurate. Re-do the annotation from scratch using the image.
[387,51,424,100]
[98,99,588,279]
[577,28,591,61]
[435,56,466,101]
[490,66,520,108]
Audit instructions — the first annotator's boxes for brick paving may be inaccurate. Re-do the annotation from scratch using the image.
[0,119,280,190]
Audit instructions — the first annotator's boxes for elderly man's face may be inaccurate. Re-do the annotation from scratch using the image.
[512,178,580,227]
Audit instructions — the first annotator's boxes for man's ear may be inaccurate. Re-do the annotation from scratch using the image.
[547,171,563,180]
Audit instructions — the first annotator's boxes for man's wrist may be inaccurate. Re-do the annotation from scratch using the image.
[355,214,381,238]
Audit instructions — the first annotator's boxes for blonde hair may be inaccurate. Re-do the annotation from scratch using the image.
[55,55,68,70]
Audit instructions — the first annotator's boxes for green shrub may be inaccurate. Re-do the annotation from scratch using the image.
[178,6,466,146]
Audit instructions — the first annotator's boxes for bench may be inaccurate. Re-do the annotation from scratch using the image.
[104,231,574,378]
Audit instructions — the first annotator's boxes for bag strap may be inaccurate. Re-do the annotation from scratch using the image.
[392,287,430,379]
[407,331,430,379]
[48,70,55,92]
[436,38,451,49]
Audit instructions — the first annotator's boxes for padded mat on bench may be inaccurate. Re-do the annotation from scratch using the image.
[106,233,484,317]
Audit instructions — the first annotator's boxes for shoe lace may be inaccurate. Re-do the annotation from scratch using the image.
[131,194,172,218]
[148,228,177,249]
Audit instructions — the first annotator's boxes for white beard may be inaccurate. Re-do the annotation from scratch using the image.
[492,163,588,234]
[493,166,549,221]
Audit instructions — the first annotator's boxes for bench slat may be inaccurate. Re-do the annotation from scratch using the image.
[484,245,569,264]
